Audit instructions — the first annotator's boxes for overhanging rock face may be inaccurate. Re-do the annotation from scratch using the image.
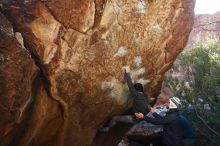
[0,0,195,146]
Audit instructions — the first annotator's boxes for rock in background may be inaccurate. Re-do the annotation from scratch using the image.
[0,0,195,146]
[186,11,220,48]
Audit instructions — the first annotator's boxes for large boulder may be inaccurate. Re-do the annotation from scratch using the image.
[0,11,38,145]
[0,0,195,145]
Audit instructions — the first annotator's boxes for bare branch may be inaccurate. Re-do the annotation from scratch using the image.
[191,121,212,141]
[194,20,220,28]
[202,27,220,32]
[192,98,220,137]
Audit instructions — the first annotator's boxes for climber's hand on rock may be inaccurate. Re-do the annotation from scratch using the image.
[125,66,130,73]
[135,112,144,119]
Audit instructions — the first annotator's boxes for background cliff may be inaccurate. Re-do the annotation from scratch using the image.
[186,11,220,48]
[0,0,195,146]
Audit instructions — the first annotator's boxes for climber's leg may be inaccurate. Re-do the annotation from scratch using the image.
[99,115,134,132]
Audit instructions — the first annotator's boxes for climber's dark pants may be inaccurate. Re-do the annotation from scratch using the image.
[127,132,164,146]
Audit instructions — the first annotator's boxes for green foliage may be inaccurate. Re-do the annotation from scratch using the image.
[165,37,220,145]
[179,38,220,99]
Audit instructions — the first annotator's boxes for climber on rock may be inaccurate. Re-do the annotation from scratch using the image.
[99,66,150,132]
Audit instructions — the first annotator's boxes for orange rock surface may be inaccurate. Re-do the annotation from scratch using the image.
[0,0,195,145]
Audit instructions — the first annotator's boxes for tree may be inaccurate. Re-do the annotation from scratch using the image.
[164,37,220,145]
